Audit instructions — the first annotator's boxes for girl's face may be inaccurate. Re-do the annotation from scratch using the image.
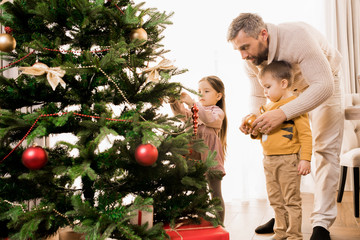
[198,80,222,106]
[259,72,288,102]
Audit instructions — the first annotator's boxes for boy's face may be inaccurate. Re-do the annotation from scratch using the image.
[259,72,288,102]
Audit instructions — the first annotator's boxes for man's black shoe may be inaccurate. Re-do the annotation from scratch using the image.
[310,226,331,240]
[255,218,275,234]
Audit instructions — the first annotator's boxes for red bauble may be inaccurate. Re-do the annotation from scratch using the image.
[22,146,48,170]
[135,144,158,166]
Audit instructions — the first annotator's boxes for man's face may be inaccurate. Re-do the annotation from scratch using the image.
[231,29,269,66]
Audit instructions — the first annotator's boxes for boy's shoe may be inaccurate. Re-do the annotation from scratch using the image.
[310,226,331,240]
[255,218,275,234]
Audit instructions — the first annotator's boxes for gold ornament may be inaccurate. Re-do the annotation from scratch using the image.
[0,33,16,52]
[19,62,66,91]
[142,58,176,82]
[130,28,148,44]
[245,114,257,128]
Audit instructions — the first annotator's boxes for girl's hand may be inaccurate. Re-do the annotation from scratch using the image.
[180,92,194,108]
[168,97,176,103]
[298,160,311,176]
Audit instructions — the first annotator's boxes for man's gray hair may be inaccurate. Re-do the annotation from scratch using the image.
[227,13,266,41]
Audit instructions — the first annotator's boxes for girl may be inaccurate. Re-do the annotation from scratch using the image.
[170,75,227,224]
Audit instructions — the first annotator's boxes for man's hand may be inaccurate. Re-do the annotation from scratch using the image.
[298,160,311,176]
[252,109,287,135]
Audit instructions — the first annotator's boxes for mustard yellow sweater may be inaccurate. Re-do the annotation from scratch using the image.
[254,96,312,161]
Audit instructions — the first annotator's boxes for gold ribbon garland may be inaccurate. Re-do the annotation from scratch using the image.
[142,58,176,82]
[19,62,66,91]
[3,199,73,226]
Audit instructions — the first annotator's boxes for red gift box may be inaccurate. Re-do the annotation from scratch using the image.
[164,219,229,240]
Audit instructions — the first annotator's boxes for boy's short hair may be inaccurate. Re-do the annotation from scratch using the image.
[259,61,293,87]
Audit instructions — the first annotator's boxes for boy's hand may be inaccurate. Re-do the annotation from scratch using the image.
[250,131,260,138]
[240,114,257,135]
[298,160,311,175]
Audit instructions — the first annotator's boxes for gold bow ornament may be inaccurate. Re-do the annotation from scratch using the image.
[0,0,10,5]
[19,62,66,91]
[142,58,176,82]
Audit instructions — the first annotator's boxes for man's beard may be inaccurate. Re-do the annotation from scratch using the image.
[252,42,268,65]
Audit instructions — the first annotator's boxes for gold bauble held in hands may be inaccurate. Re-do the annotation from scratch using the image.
[0,33,16,52]
[245,114,257,128]
[130,28,148,44]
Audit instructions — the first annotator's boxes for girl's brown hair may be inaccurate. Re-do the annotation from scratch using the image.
[199,76,228,155]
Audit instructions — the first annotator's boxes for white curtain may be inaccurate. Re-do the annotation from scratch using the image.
[326,0,360,93]
[326,0,360,191]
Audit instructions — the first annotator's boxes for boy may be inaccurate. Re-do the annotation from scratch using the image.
[247,61,312,240]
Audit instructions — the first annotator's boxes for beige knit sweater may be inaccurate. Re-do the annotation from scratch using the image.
[245,22,342,120]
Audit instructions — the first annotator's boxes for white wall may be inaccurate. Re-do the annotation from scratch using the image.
[138,0,327,201]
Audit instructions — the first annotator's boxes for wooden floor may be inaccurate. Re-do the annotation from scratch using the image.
[223,192,360,240]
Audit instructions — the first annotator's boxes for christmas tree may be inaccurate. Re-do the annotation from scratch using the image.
[0,0,222,239]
